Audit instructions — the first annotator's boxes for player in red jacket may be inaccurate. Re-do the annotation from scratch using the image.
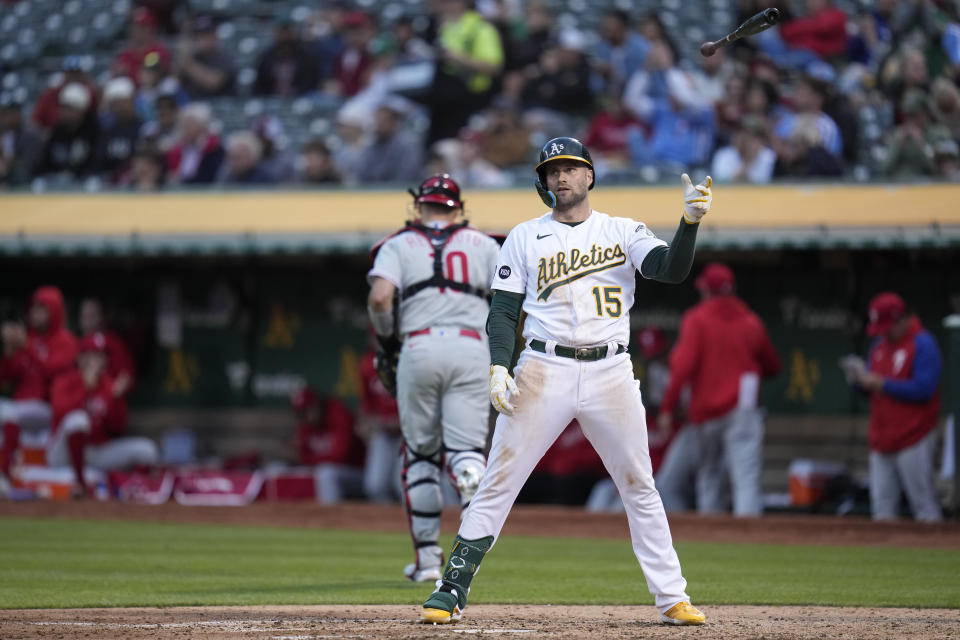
[358,347,403,503]
[658,263,781,516]
[45,332,158,495]
[0,286,77,481]
[292,386,365,504]
[840,292,943,522]
[79,298,136,429]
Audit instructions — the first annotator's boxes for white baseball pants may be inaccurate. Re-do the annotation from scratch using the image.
[459,349,690,613]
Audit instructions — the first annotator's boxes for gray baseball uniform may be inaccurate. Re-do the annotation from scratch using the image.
[368,221,500,579]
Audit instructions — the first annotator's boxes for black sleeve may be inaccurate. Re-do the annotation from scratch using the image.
[640,219,700,284]
[486,290,524,368]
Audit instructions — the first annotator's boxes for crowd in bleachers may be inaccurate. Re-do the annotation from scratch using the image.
[2,0,960,192]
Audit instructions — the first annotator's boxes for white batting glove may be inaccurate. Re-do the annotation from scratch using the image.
[489,364,519,416]
[681,173,712,224]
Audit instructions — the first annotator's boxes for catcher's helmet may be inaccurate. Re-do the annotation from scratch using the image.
[410,173,463,209]
[534,136,594,207]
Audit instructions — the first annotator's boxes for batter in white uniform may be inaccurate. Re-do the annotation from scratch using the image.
[421,137,713,626]
[368,174,501,583]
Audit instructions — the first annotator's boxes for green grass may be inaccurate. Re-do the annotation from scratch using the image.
[0,517,957,609]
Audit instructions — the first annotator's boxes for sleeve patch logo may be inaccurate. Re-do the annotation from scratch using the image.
[498,266,512,279]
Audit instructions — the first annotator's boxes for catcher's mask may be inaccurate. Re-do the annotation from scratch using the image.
[534,136,594,208]
[409,173,463,210]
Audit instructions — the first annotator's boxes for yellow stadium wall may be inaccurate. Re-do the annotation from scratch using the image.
[3,184,960,236]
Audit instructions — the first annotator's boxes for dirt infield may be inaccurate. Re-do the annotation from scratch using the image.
[2,501,958,639]
[1,500,958,549]
[2,604,958,640]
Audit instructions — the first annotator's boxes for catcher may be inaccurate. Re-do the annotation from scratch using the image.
[366,174,501,582]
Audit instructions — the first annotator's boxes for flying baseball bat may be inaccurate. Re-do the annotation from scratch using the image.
[700,7,780,57]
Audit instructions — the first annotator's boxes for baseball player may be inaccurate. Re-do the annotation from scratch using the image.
[421,137,711,626]
[367,174,501,582]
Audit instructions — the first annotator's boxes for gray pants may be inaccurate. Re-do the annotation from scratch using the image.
[47,410,159,471]
[695,406,765,517]
[655,425,701,512]
[362,430,403,503]
[0,398,52,434]
[870,429,942,523]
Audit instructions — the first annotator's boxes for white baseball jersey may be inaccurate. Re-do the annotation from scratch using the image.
[492,210,667,346]
[368,224,501,335]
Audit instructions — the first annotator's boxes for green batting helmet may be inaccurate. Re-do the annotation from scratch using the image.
[534,136,594,207]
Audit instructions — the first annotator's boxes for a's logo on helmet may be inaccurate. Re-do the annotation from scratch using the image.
[548,142,564,156]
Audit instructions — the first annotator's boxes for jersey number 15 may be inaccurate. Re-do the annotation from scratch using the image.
[591,286,622,317]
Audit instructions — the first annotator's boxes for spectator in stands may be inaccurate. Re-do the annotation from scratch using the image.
[388,15,434,65]
[690,45,735,107]
[711,115,776,184]
[36,83,100,180]
[882,90,941,178]
[426,0,504,145]
[593,9,649,95]
[46,333,158,497]
[478,105,530,169]
[714,74,748,146]
[254,19,320,97]
[879,47,930,115]
[251,115,294,184]
[127,143,166,191]
[431,132,511,188]
[331,105,368,185]
[775,73,843,158]
[356,104,422,184]
[135,0,185,35]
[780,0,848,60]
[932,135,960,180]
[520,29,594,116]
[0,96,42,187]
[0,287,77,484]
[931,77,960,139]
[174,15,235,99]
[113,7,172,81]
[772,74,844,176]
[839,292,943,523]
[298,139,341,185]
[328,11,375,98]
[97,77,142,185]
[140,93,179,153]
[625,41,715,170]
[218,131,273,186]
[502,0,552,72]
[165,102,224,185]
[135,53,185,124]
[357,339,402,503]
[658,263,781,517]
[291,386,365,504]
[307,1,348,80]
[31,56,100,133]
[581,91,644,170]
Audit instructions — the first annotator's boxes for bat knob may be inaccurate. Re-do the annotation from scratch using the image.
[763,7,781,25]
[699,42,717,57]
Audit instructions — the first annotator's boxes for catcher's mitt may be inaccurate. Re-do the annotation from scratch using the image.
[374,335,401,397]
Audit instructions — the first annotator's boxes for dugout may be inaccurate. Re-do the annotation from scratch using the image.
[2,184,959,509]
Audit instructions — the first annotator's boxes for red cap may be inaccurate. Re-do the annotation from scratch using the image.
[635,327,668,360]
[77,332,107,354]
[343,11,371,28]
[132,7,157,27]
[866,292,905,337]
[416,174,462,208]
[695,262,735,295]
[291,386,319,412]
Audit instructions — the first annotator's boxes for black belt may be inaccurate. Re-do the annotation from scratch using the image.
[528,339,625,361]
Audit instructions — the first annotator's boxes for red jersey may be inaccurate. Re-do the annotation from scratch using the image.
[358,351,399,426]
[0,287,77,400]
[50,369,124,444]
[296,397,365,467]
[780,7,848,58]
[31,80,100,131]
[661,295,781,424]
[867,318,940,453]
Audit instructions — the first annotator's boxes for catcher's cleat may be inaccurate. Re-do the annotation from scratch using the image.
[660,601,705,626]
[420,588,461,624]
[404,563,443,583]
